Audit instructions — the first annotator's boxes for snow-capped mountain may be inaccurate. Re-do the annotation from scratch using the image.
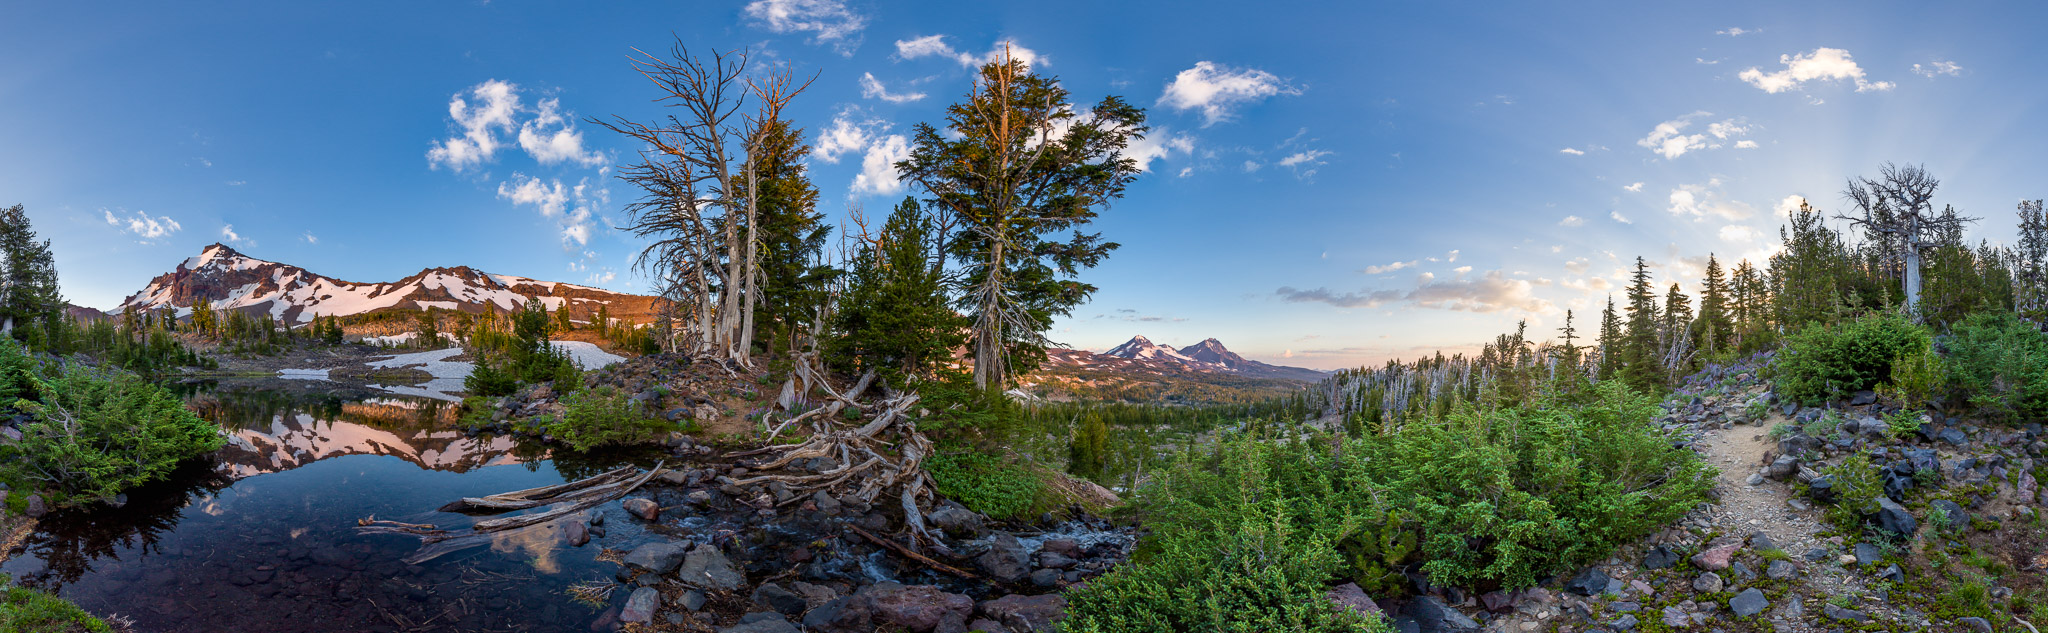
[115,243,658,324]
[1061,335,1327,382]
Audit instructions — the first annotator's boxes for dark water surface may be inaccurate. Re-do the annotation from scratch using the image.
[0,383,659,633]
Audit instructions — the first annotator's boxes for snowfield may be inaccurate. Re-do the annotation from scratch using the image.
[550,341,625,369]
[365,347,472,401]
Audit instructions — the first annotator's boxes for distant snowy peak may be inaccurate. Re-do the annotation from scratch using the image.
[1105,335,1195,362]
[117,243,657,325]
[1086,335,1324,381]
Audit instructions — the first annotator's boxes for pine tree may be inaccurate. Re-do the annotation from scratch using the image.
[0,204,62,340]
[746,119,837,355]
[828,197,966,381]
[1694,255,1730,356]
[1621,257,1663,391]
[1596,296,1622,381]
[1662,282,1695,380]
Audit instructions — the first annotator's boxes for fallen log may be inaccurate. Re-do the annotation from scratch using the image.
[469,462,664,533]
[436,466,637,513]
[846,524,978,580]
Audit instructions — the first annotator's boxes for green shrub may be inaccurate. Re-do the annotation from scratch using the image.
[925,450,1050,521]
[1941,311,2048,421]
[1067,380,1712,631]
[1364,381,1714,588]
[1,576,117,633]
[1884,409,1925,437]
[0,342,223,506]
[543,386,672,451]
[1775,311,1931,405]
[1063,434,1387,633]
[1819,452,1886,537]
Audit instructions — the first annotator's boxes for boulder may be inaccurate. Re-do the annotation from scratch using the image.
[1938,428,1969,447]
[1766,560,1796,580]
[564,519,589,547]
[928,504,986,538]
[1728,588,1768,617]
[801,597,873,633]
[1327,582,1383,616]
[1565,567,1610,596]
[1642,546,1679,570]
[1028,568,1061,587]
[752,582,809,617]
[1691,572,1723,593]
[623,497,661,521]
[621,586,661,623]
[976,534,1033,583]
[23,494,44,518]
[1854,542,1882,566]
[1873,497,1918,537]
[1689,539,1742,571]
[720,612,802,633]
[1037,551,1077,569]
[623,542,689,575]
[977,593,1067,633]
[1400,595,1479,633]
[1928,499,1969,529]
[1039,538,1082,559]
[678,544,746,590]
[1849,390,1878,406]
[864,583,974,633]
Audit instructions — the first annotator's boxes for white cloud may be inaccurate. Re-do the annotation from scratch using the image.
[1558,147,1585,155]
[1125,129,1195,173]
[1912,60,1963,78]
[859,73,926,103]
[1738,48,1894,94]
[1774,195,1809,217]
[1719,224,1763,242]
[517,98,605,167]
[103,209,182,243]
[743,0,867,56]
[1611,210,1632,224]
[1277,149,1333,179]
[852,134,911,196]
[1447,249,1460,263]
[427,80,520,171]
[813,109,882,163]
[1157,61,1301,127]
[1564,258,1590,274]
[1559,215,1585,227]
[1361,260,1419,275]
[1624,182,1644,193]
[1667,183,1756,221]
[585,269,618,285]
[497,174,599,247]
[1734,140,1759,149]
[428,80,604,171]
[220,224,255,248]
[893,35,1043,69]
[302,232,318,244]
[1638,111,1751,159]
[1242,160,1262,173]
[1717,27,1756,36]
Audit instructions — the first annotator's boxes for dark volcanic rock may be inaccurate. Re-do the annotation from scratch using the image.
[1565,567,1610,596]
[975,534,1032,583]
[978,593,1067,633]
[863,582,973,633]
[623,542,688,575]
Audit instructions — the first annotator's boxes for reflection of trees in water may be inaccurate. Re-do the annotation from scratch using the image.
[14,459,232,591]
[538,444,670,480]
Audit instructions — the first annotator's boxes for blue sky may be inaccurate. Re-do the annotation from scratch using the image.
[3,1,2042,369]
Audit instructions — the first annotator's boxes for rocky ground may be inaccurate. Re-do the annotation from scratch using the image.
[458,354,1133,633]
[1370,352,2047,633]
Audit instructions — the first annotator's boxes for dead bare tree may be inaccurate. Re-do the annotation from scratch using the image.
[1838,163,1976,320]
[596,42,811,368]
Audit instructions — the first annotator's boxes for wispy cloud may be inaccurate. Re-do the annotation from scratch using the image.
[893,35,1043,69]
[1278,269,1551,313]
[858,72,926,103]
[498,174,604,247]
[1559,215,1585,227]
[1638,111,1752,159]
[1912,60,1963,78]
[1624,182,1644,192]
[1559,147,1585,155]
[743,0,868,56]
[220,224,255,248]
[1716,27,1757,36]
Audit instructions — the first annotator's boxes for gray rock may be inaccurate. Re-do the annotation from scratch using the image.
[623,497,660,521]
[623,542,689,575]
[678,544,746,590]
[1401,595,1479,633]
[1327,582,1382,616]
[1037,551,1077,569]
[1566,567,1611,596]
[564,519,589,547]
[675,589,708,611]
[801,596,872,633]
[1873,497,1917,537]
[1766,560,1796,580]
[1610,614,1639,631]
[1928,499,1969,529]
[1692,572,1724,593]
[977,593,1067,633]
[1854,542,1883,566]
[1039,538,1082,559]
[1822,604,1868,622]
[928,504,985,538]
[719,612,801,633]
[1746,532,1776,551]
[1028,568,1061,587]
[1939,428,1968,446]
[1958,616,1993,633]
[864,582,974,633]
[752,582,808,616]
[23,494,44,518]
[1643,546,1679,570]
[1728,588,1768,618]
[1849,390,1878,406]
[975,534,1032,583]
[1660,605,1690,628]
[621,586,661,623]
[1879,564,1904,582]
[1730,561,1755,582]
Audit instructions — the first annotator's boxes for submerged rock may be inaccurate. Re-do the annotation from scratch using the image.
[678,544,745,590]
[623,497,660,521]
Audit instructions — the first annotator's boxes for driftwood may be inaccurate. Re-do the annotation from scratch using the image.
[357,462,665,564]
[436,466,640,513]
[846,524,977,580]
